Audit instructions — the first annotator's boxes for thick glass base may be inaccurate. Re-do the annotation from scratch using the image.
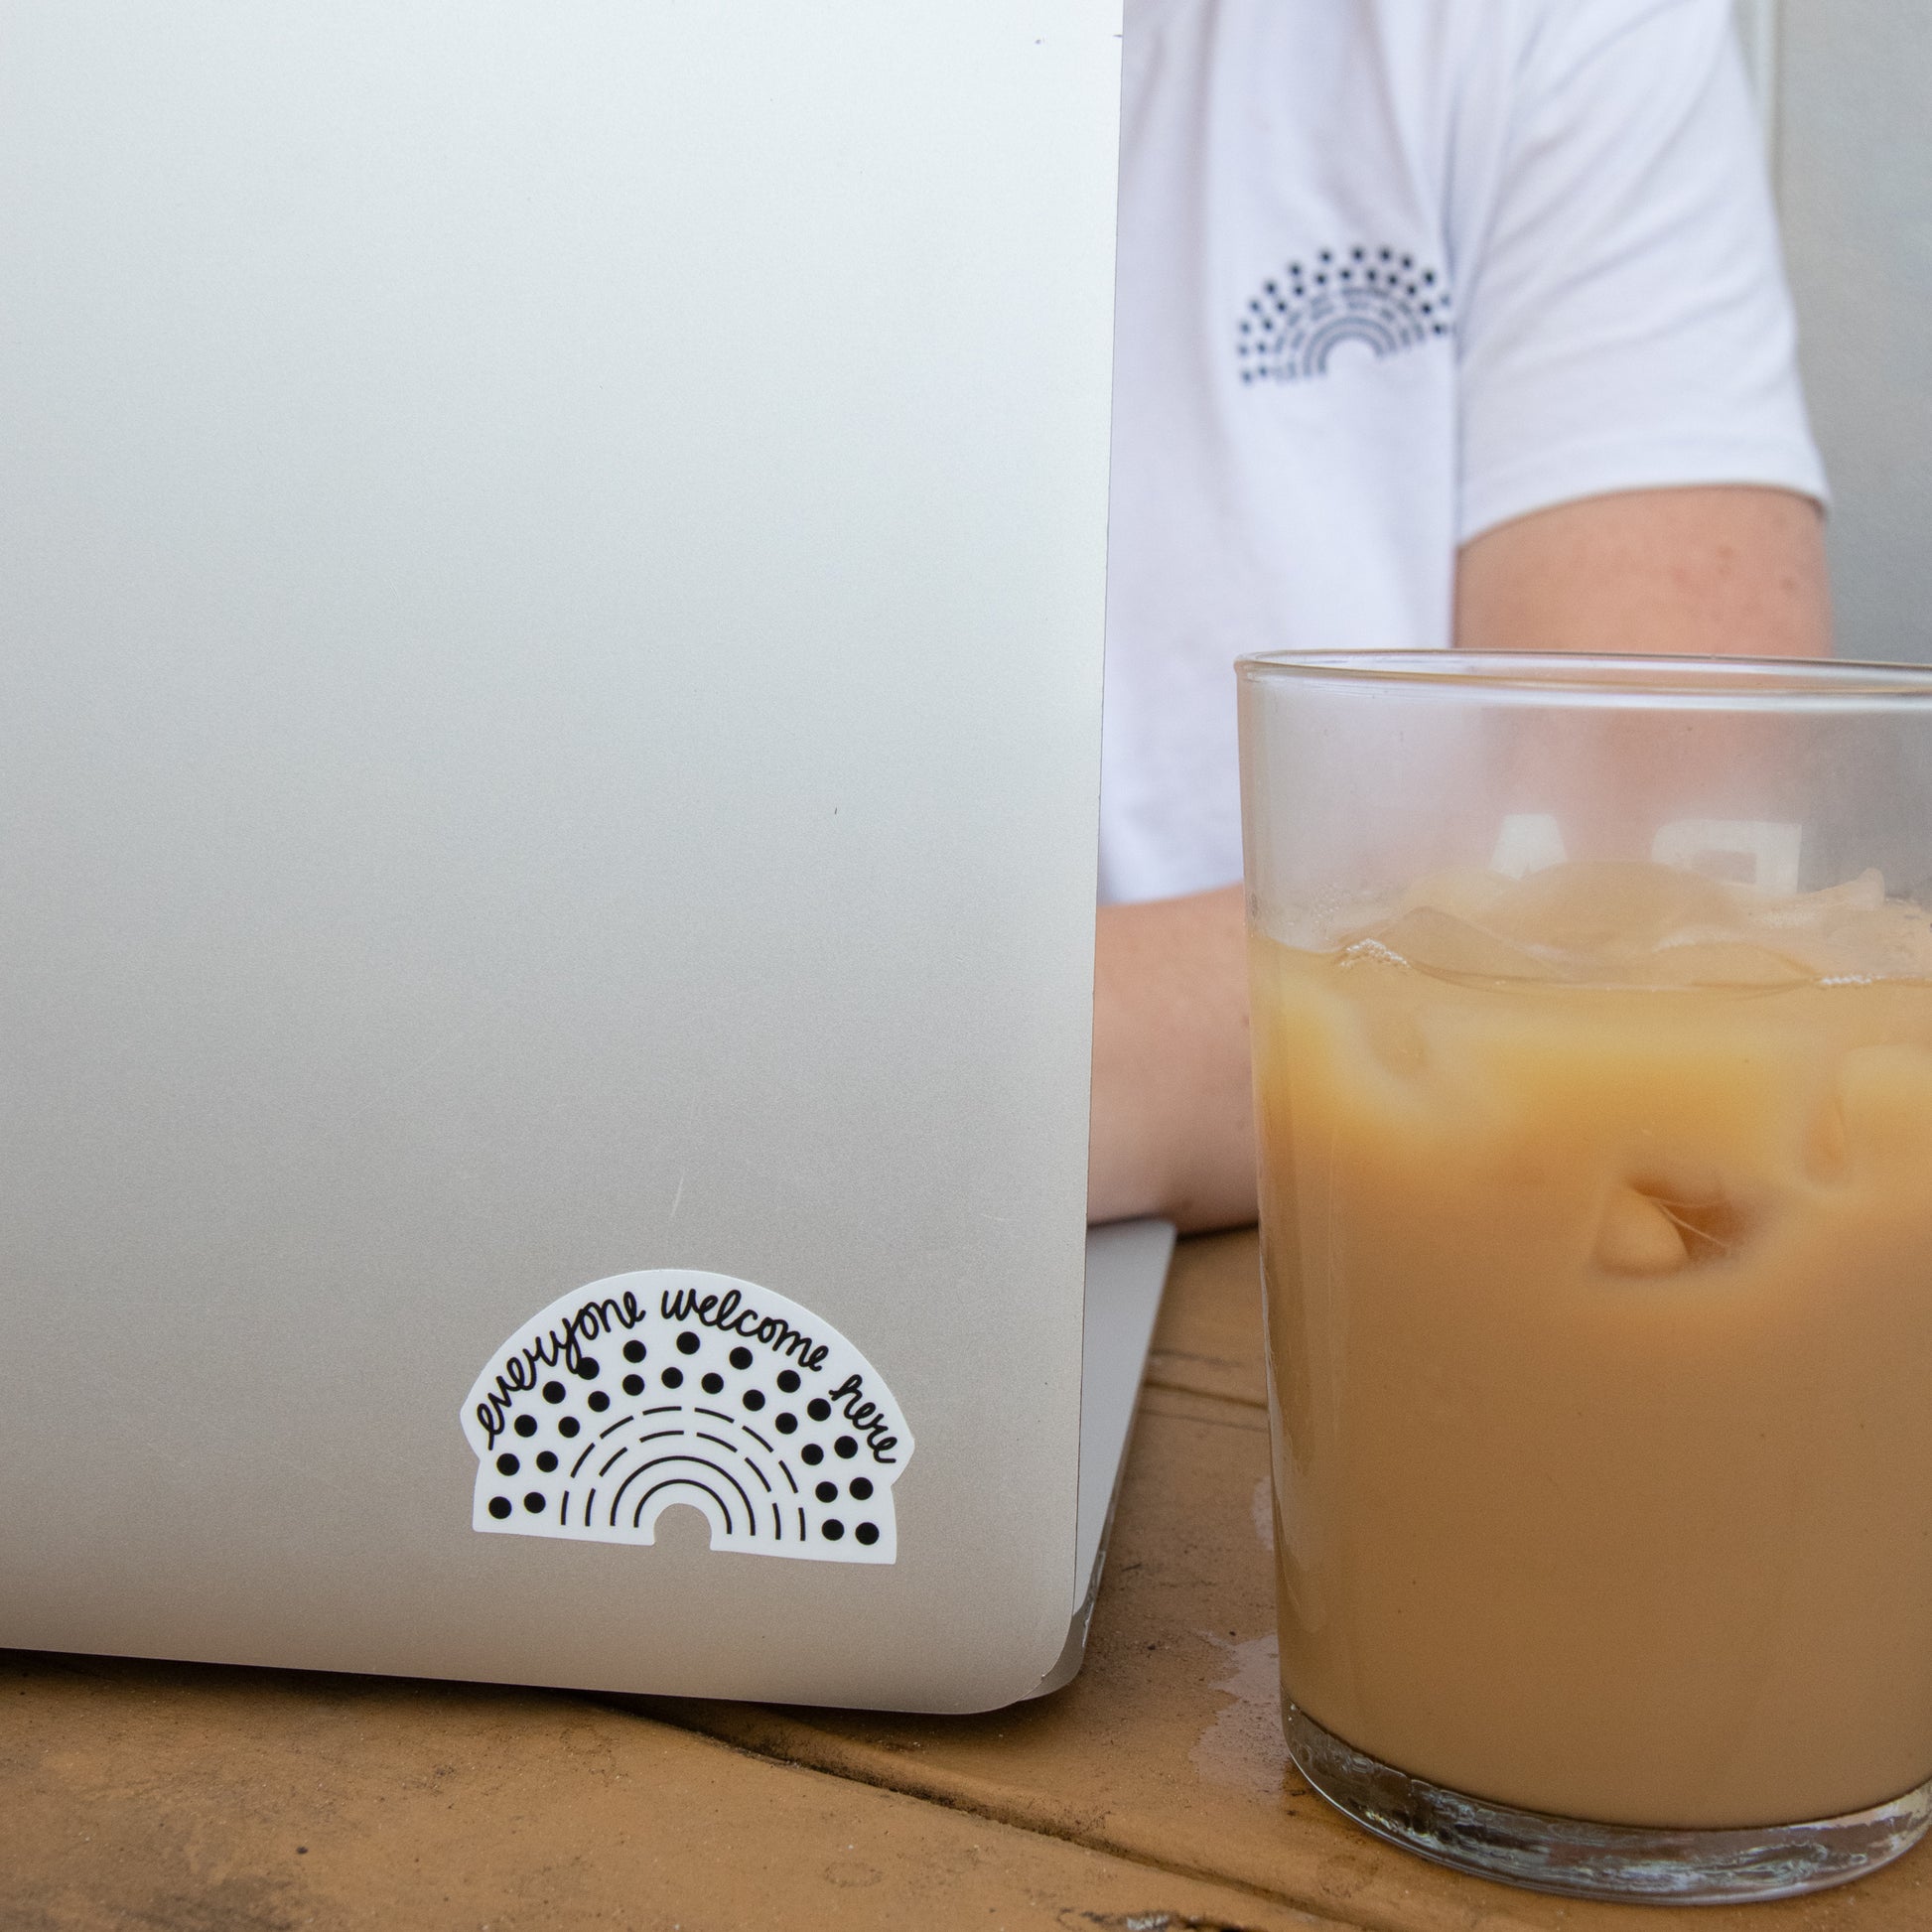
[1284,1704,1932,1903]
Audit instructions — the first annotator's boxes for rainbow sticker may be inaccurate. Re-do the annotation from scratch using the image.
[461,1270,911,1564]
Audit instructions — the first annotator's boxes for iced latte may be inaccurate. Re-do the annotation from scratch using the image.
[1254,860,1932,1830]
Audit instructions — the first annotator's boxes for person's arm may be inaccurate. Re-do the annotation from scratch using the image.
[1453,483,1829,661]
[1088,482,1832,1233]
[1088,880,1250,1231]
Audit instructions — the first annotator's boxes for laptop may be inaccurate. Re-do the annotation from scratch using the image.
[0,1,1173,1711]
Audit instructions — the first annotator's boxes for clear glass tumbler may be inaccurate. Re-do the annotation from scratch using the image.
[1236,652,1932,1902]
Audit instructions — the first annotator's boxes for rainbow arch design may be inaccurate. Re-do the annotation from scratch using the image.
[460,1269,911,1565]
[1238,245,1450,384]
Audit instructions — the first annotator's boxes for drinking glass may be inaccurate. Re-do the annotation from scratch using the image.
[1236,651,1932,1901]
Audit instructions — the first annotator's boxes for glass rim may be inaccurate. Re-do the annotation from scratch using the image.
[1234,650,1932,708]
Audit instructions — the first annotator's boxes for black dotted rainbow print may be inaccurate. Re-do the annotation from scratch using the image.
[1238,244,1451,384]
[460,1270,910,1565]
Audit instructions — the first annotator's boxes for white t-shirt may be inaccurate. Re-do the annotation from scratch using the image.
[1099,0,1828,904]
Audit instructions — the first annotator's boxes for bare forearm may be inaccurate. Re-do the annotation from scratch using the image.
[1087,884,1253,1232]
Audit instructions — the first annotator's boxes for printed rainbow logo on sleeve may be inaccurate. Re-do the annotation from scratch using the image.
[460,1270,911,1564]
[1238,244,1450,383]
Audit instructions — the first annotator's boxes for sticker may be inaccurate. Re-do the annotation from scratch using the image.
[460,1270,911,1564]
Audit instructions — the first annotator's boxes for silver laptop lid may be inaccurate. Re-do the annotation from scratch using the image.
[0,1,1121,1710]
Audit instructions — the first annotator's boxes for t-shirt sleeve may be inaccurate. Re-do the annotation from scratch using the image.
[1452,0,1827,546]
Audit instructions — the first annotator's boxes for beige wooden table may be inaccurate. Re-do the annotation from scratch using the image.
[8,1231,1929,1930]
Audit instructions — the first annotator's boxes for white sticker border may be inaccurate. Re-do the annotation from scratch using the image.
[460,1269,911,1565]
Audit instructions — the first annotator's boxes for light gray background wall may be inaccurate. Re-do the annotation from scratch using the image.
[1738,0,1932,663]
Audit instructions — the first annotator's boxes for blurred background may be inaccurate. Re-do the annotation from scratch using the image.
[1736,0,1932,662]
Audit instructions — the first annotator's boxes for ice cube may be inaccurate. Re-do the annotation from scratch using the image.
[1398,866,1516,927]
[1596,1174,1751,1274]
[1725,872,1932,979]
[1484,862,1737,959]
[1594,1186,1690,1277]
[1743,869,1886,928]
[1344,906,1559,983]
[1819,906,1932,980]
[1637,941,1815,989]
[1358,1000,1429,1079]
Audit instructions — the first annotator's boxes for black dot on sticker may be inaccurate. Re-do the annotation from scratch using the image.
[622,1374,645,1396]
[662,1367,684,1389]
[743,1389,765,1412]
[701,1372,724,1395]
[523,1492,545,1514]
[856,1523,880,1547]
[729,1346,753,1370]
[488,1496,512,1519]
[676,1332,700,1356]
[775,1413,797,1435]
[542,1381,566,1404]
[575,1357,600,1380]
[821,1519,844,1542]
[835,1437,858,1460]
[850,1476,874,1501]
[807,1398,831,1422]
[495,1453,520,1477]
[816,1480,838,1503]
[623,1339,645,1363]
[777,1370,800,1393]
[536,1450,558,1473]
[588,1390,610,1413]
[514,1415,537,1439]
[801,1444,824,1465]
[559,1417,581,1439]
